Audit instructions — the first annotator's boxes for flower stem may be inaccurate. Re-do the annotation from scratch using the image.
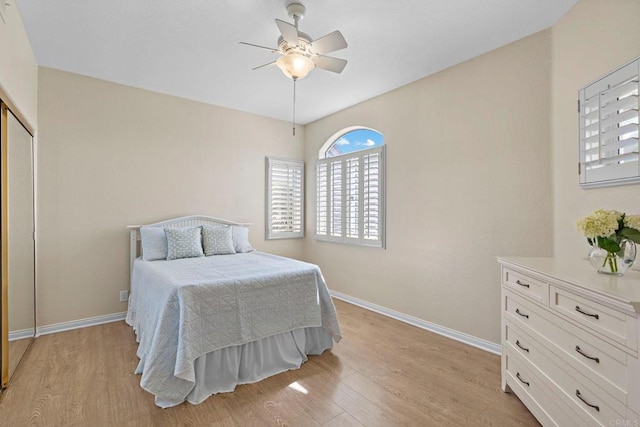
[604,252,618,273]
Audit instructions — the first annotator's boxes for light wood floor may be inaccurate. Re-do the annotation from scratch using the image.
[0,300,539,426]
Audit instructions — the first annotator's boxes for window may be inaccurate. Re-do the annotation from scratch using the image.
[579,57,639,188]
[266,157,304,239]
[316,127,385,247]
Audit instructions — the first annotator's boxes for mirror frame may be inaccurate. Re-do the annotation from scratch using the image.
[0,96,36,388]
[1,102,7,386]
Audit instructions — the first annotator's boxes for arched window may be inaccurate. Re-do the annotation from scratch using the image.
[316,127,385,247]
[320,127,384,158]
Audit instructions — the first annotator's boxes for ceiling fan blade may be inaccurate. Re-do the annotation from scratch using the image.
[313,56,348,74]
[275,19,299,46]
[310,31,347,55]
[252,61,277,71]
[239,42,279,53]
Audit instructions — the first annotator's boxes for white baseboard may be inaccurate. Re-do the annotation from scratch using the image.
[31,295,502,356]
[330,290,502,355]
[9,328,35,341]
[37,311,127,337]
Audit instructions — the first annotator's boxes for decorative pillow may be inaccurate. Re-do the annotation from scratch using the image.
[232,226,254,253]
[140,226,168,261]
[202,225,236,256]
[165,226,204,260]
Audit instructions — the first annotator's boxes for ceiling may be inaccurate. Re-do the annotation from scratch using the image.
[17,0,577,125]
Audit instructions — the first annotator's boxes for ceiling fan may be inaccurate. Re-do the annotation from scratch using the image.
[240,2,348,81]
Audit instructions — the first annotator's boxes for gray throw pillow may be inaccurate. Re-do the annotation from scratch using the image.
[202,225,236,256]
[165,226,204,260]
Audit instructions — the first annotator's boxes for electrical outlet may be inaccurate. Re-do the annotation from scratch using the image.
[119,290,129,302]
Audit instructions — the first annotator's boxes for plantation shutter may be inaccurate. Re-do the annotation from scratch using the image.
[363,149,381,242]
[345,155,360,240]
[329,159,343,238]
[579,58,639,187]
[266,157,304,239]
[315,163,328,236]
[316,146,385,247]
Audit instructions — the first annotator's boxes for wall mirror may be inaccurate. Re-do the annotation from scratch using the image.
[1,101,36,388]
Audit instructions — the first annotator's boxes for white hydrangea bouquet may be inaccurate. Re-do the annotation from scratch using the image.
[576,210,640,274]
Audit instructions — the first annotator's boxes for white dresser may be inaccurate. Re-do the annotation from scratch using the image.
[498,257,640,426]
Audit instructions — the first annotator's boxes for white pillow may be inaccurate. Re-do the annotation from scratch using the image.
[202,225,236,256]
[140,226,168,261]
[165,226,204,260]
[232,226,254,253]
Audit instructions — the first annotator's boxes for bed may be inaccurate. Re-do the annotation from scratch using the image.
[125,215,342,408]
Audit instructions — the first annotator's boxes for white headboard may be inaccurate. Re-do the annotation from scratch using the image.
[127,215,251,272]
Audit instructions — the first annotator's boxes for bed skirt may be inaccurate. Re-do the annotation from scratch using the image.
[152,326,334,408]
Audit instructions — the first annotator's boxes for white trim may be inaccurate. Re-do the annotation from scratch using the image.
[9,328,34,341]
[330,290,502,355]
[36,312,127,337]
[31,294,502,355]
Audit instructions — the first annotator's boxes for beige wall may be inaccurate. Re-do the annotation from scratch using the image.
[552,0,640,260]
[32,0,640,343]
[36,68,304,326]
[0,4,37,128]
[303,31,554,344]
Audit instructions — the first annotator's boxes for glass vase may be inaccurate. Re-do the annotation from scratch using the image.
[588,239,637,275]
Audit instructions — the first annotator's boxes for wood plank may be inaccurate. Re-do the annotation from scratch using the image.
[323,412,363,427]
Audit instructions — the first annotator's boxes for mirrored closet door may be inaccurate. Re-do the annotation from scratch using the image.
[1,101,36,388]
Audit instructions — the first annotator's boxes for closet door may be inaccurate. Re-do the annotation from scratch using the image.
[1,103,35,387]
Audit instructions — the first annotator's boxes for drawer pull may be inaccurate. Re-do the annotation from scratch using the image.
[516,372,530,387]
[575,305,599,320]
[515,280,530,288]
[575,346,600,364]
[515,308,529,319]
[575,389,600,412]
[515,340,530,353]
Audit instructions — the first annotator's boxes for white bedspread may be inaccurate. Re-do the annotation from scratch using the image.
[125,251,341,405]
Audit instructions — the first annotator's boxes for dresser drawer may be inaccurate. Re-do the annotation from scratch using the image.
[503,267,548,306]
[504,350,587,427]
[505,322,627,425]
[504,289,544,336]
[550,285,638,352]
[505,289,629,404]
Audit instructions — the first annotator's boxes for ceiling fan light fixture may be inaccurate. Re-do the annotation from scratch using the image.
[276,52,315,80]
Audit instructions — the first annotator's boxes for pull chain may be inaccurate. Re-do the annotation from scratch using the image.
[292,78,297,136]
